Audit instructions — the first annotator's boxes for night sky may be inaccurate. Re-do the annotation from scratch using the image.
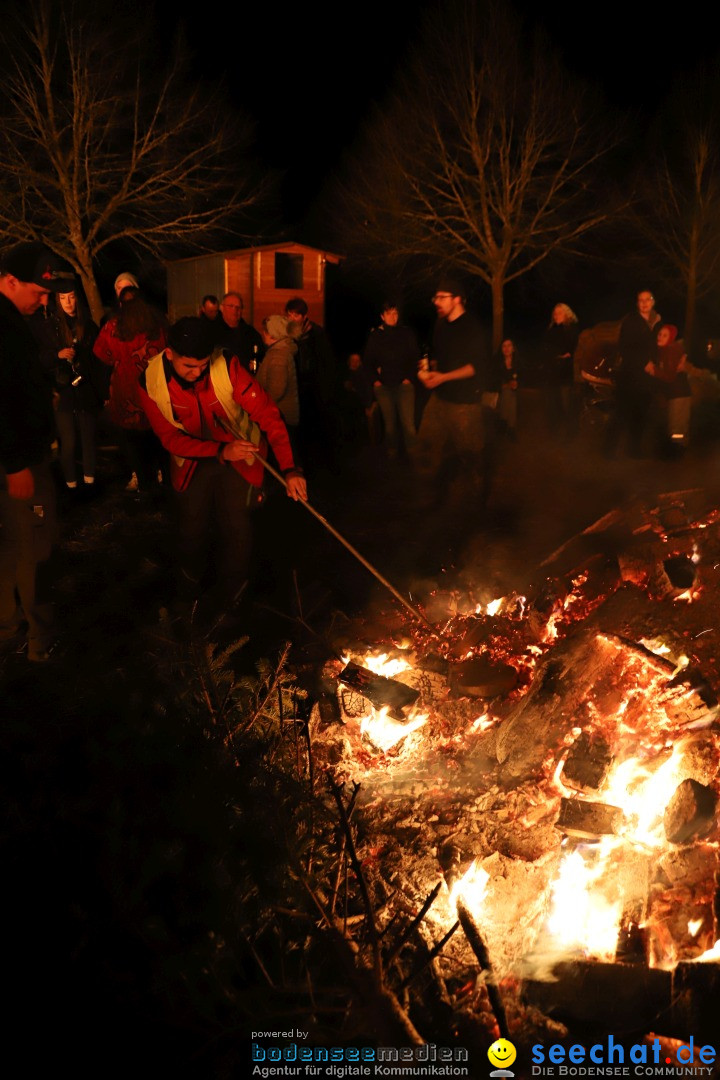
[180,0,720,226]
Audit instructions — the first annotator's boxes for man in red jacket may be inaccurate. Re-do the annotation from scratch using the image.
[138,317,306,616]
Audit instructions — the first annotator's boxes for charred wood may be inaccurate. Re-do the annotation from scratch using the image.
[671,960,720,1043]
[556,797,625,839]
[663,779,718,844]
[449,656,518,699]
[338,661,419,719]
[562,731,613,793]
[523,960,670,1033]
[456,898,509,1040]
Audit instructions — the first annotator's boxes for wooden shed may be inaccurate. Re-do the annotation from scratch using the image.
[165,241,343,329]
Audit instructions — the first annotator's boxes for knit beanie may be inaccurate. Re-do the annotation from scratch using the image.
[114,272,139,294]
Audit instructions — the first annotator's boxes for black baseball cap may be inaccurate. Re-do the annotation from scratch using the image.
[435,276,465,299]
[167,316,217,359]
[1,242,75,291]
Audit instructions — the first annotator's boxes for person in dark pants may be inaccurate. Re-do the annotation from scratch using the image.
[363,301,420,459]
[284,297,338,467]
[540,303,580,437]
[0,242,74,661]
[93,289,167,492]
[35,288,102,493]
[414,278,490,510]
[605,290,661,458]
[138,318,306,621]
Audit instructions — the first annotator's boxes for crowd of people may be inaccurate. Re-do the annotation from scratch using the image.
[0,240,704,663]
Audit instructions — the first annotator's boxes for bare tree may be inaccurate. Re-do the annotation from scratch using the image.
[337,0,619,348]
[0,2,258,321]
[637,128,720,348]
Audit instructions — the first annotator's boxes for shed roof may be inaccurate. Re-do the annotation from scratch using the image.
[165,240,343,267]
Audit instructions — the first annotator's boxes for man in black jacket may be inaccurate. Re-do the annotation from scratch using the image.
[285,296,338,466]
[363,301,420,458]
[605,289,661,458]
[213,292,264,372]
[0,242,73,661]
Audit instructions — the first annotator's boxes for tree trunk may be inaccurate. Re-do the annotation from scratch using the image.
[491,274,504,353]
[685,215,699,352]
[76,257,105,326]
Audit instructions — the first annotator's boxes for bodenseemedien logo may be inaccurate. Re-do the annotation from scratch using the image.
[488,1038,517,1077]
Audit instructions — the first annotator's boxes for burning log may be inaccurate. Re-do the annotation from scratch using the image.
[338,661,419,720]
[525,958,720,1042]
[561,731,613,793]
[456,897,509,1039]
[663,779,718,844]
[317,690,343,728]
[523,959,670,1031]
[556,797,625,839]
[671,960,720,1043]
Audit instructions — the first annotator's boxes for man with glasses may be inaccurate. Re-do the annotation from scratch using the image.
[415,278,490,509]
[213,291,264,372]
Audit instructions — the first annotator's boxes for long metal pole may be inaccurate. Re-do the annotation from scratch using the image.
[216,415,434,631]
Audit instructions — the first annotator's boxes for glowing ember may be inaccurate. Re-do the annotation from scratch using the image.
[448,859,490,912]
[544,846,624,959]
[470,713,494,733]
[639,637,673,657]
[360,706,428,753]
[673,589,699,604]
[486,598,503,616]
[696,940,720,961]
[688,918,703,938]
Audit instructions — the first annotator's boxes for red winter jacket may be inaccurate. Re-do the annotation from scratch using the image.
[93,318,167,430]
[138,352,296,492]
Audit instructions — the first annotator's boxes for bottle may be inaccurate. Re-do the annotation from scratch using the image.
[70,338,83,386]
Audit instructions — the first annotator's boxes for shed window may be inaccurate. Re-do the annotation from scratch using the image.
[274,253,304,289]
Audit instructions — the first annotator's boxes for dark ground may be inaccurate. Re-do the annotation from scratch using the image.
[3,387,720,1074]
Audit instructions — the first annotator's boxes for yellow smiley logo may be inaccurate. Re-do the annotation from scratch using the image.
[488,1039,517,1069]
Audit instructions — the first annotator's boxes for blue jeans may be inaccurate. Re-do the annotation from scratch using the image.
[374,382,416,455]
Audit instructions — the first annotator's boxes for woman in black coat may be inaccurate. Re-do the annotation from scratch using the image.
[541,303,579,436]
[45,290,102,490]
